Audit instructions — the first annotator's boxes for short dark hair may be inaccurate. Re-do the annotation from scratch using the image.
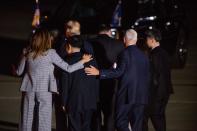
[98,24,111,33]
[67,35,83,48]
[145,28,162,42]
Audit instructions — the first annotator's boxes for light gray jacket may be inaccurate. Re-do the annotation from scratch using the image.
[16,49,84,93]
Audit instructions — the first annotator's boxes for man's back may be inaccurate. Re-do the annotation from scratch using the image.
[90,34,124,68]
[89,34,124,131]
[99,45,150,105]
[61,52,99,112]
[118,45,150,105]
[150,46,173,99]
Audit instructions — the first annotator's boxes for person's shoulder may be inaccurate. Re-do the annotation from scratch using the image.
[106,37,124,50]
[48,49,56,53]
[83,40,93,47]
[154,46,164,52]
[49,48,56,51]
[155,47,169,57]
[119,49,128,58]
[160,47,169,55]
[47,49,58,56]
[89,34,105,40]
[128,46,144,56]
[97,34,116,42]
[113,39,124,46]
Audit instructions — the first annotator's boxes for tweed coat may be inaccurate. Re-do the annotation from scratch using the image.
[16,49,84,93]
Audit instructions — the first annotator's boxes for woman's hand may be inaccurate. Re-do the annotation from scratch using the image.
[81,54,93,64]
[22,47,30,57]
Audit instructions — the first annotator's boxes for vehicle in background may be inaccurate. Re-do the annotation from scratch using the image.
[127,0,189,68]
[0,0,189,75]
[42,0,189,68]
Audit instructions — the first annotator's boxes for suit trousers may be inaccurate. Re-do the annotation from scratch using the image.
[68,110,93,131]
[100,80,117,131]
[143,97,169,131]
[116,104,145,131]
[20,92,52,131]
[53,94,67,131]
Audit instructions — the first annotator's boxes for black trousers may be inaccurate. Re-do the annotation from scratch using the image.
[91,104,102,131]
[143,97,169,131]
[116,104,146,131]
[53,94,67,131]
[100,79,117,131]
[68,110,93,131]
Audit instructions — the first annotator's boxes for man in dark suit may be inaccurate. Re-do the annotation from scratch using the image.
[53,20,81,131]
[85,29,150,131]
[88,24,124,131]
[54,20,95,131]
[143,29,174,131]
[60,35,99,131]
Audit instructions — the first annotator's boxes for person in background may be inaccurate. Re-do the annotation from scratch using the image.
[54,20,94,131]
[16,29,92,131]
[54,20,81,131]
[143,29,174,131]
[85,29,150,131]
[88,24,124,131]
[60,35,99,131]
[57,20,81,58]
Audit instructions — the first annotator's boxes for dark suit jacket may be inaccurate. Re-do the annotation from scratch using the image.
[57,36,94,58]
[60,52,99,112]
[88,34,125,105]
[149,46,173,100]
[100,45,150,105]
[89,34,124,69]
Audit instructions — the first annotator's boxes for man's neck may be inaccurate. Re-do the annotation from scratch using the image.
[126,42,136,47]
[151,42,160,50]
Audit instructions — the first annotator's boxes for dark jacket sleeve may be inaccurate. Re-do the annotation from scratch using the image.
[152,51,172,99]
[81,41,94,55]
[100,51,127,79]
[57,38,67,58]
[151,54,161,87]
[61,71,70,106]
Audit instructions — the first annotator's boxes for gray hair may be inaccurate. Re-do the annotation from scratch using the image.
[125,29,137,41]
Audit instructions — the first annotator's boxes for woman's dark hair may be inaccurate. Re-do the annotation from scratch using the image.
[67,35,83,48]
[145,28,162,42]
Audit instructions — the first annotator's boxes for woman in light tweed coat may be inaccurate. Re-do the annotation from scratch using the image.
[16,29,92,131]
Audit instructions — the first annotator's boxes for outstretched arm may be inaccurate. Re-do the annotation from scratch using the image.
[85,51,127,79]
[50,49,92,73]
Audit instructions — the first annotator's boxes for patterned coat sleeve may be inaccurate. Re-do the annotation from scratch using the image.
[50,49,84,73]
[16,56,26,76]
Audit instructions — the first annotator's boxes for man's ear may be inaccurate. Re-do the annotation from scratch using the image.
[151,38,156,44]
[65,44,72,53]
[123,37,126,43]
[69,44,72,50]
